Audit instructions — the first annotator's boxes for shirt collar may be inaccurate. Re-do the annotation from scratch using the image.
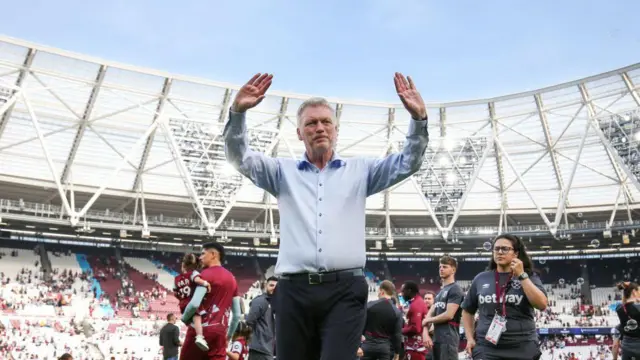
[296,151,346,170]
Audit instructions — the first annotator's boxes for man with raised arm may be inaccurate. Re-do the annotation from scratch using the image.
[180,243,242,360]
[223,73,429,360]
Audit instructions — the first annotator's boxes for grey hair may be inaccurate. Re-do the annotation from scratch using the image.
[296,97,336,128]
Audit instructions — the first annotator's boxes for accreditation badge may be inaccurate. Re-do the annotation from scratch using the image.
[485,313,507,345]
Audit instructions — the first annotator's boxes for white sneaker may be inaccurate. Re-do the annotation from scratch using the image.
[195,335,209,351]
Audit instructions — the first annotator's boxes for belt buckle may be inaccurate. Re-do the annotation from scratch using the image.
[308,273,322,285]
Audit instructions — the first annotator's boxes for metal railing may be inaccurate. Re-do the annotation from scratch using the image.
[1,198,638,238]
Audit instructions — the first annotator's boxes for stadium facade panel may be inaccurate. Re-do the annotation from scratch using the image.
[0,36,639,242]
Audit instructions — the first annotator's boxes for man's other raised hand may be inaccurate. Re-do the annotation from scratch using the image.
[394,72,427,121]
[231,73,273,113]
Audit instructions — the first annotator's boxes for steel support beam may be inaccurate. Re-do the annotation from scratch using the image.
[132,77,173,191]
[138,181,149,231]
[69,175,75,216]
[608,185,624,228]
[76,120,161,220]
[335,103,343,125]
[218,88,233,124]
[493,136,554,233]
[579,83,637,199]
[0,48,35,141]
[21,93,74,220]
[60,65,107,184]
[213,139,280,230]
[0,91,20,119]
[535,94,566,203]
[332,103,344,150]
[387,140,444,237]
[623,185,633,224]
[446,144,492,231]
[439,107,446,137]
[268,199,277,245]
[621,72,640,107]
[384,108,395,242]
[162,114,214,233]
[261,97,288,204]
[552,97,591,230]
[488,102,508,224]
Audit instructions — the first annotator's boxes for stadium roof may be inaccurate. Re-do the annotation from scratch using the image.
[0,35,639,241]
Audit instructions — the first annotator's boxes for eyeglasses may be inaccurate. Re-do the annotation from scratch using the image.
[493,246,514,254]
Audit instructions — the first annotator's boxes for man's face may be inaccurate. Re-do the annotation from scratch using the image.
[439,263,455,279]
[297,105,337,156]
[199,248,216,267]
[424,293,434,307]
[400,285,413,300]
[265,280,277,295]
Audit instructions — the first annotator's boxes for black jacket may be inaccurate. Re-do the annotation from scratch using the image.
[362,299,403,355]
[246,294,275,355]
[159,323,180,359]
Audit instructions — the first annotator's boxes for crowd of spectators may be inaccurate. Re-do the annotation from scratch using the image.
[0,246,633,359]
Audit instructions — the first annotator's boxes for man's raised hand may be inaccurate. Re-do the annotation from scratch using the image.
[231,73,273,113]
[394,72,427,120]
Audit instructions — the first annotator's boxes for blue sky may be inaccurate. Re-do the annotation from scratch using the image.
[1,0,639,103]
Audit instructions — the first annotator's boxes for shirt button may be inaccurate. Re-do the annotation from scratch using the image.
[319,230,322,234]
[318,248,322,253]
[319,183,323,186]
[314,170,319,174]
[319,197,322,201]
[319,213,322,217]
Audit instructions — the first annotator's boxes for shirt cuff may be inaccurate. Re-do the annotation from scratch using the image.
[225,109,248,134]
[407,118,429,136]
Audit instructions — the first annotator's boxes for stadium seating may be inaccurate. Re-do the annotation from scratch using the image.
[85,255,122,305]
[0,241,632,359]
[124,257,175,291]
[0,316,104,360]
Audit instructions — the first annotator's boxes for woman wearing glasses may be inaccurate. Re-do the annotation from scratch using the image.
[460,234,548,360]
[613,281,640,360]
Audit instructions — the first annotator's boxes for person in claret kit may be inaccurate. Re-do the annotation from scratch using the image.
[180,243,243,360]
[401,281,428,360]
[226,321,252,360]
[174,253,212,351]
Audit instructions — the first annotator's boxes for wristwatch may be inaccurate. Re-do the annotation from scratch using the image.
[518,273,529,281]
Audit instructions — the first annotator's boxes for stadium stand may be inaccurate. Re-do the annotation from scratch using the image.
[0,35,639,359]
[0,239,633,359]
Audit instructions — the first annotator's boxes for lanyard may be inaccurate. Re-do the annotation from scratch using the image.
[494,271,512,317]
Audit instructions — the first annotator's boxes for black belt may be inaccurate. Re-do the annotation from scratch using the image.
[279,268,364,284]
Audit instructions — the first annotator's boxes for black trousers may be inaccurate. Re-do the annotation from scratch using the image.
[472,341,541,360]
[274,274,368,360]
[389,344,403,360]
[362,340,391,360]
[248,350,272,360]
[432,342,458,360]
